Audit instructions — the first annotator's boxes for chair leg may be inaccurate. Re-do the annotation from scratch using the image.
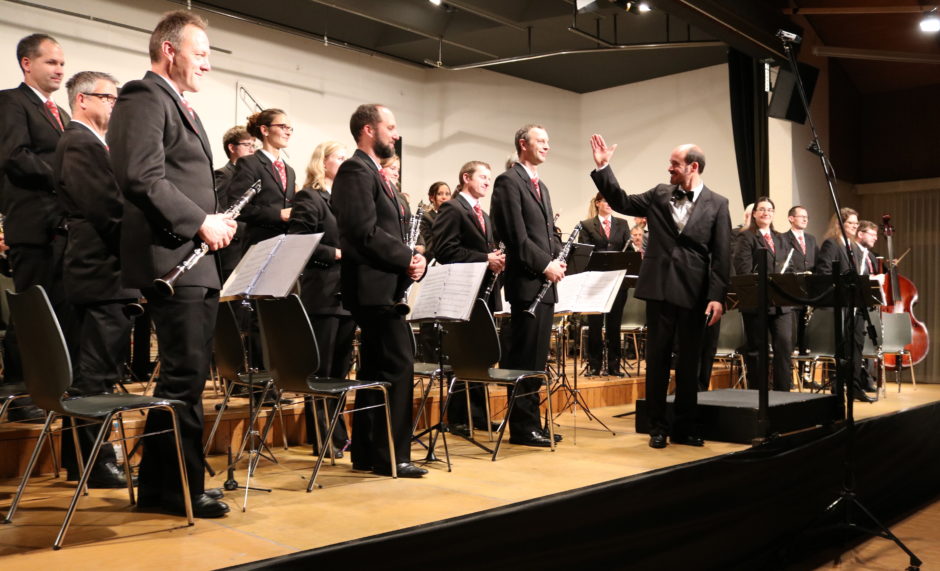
[908,353,917,390]
[70,417,89,498]
[543,375,555,452]
[491,386,517,461]
[4,412,56,523]
[307,394,346,492]
[204,378,236,456]
[116,416,136,505]
[166,406,194,525]
[410,374,436,435]
[54,415,114,550]
[379,386,396,478]
[318,398,337,466]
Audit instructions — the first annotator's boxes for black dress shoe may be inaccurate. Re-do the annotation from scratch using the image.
[351,463,374,472]
[137,493,230,518]
[204,487,224,500]
[508,430,553,447]
[8,404,45,423]
[373,462,427,478]
[607,371,626,378]
[853,391,876,403]
[585,370,601,378]
[671,435,705,447]
[802,380,823,391]
[448,423,471,437]
[649,434,668,449]
[537,428,563,442]
[472,421,503,432]
[69,462,134,488]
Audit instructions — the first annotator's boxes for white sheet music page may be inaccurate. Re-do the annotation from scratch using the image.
[221,233,322,299]
[410,262,487,321]
[555,270,626,314]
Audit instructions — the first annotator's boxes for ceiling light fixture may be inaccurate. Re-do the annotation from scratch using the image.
[429,0,442,6]
[921,8,940,32]
[576,0,651,15]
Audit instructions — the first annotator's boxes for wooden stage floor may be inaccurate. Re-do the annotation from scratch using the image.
[1,382,936,570]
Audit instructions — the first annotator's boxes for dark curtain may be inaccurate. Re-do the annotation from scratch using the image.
[728,48,769,208]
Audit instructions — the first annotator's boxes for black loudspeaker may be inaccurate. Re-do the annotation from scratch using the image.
[768,63,819,124]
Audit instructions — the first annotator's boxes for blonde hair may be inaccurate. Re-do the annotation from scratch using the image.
[455,161,490,193]
[303,140,344,190]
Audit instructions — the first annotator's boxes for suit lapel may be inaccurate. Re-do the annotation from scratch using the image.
[458,194,486,240]
[512,163,548,220]
[682,186,711,234]
[256,152,283,193]
[146,72,212,161]
[20,83,62,132]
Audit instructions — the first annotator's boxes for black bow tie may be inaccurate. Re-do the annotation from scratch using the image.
[673,188,694,202]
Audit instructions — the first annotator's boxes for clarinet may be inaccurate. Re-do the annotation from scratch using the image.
[481,241,506,302]
[153,179,262,296]
[393,206,424,315]
[525,222,582,317]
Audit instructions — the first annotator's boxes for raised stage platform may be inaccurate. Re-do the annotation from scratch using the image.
[1,378,937,569]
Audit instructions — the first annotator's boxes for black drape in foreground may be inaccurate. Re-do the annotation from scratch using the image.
[728,47,769,209]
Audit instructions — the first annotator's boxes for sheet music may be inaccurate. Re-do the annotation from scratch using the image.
[221,233,321,299]
[555,270,626,314]
[409,262,487,322]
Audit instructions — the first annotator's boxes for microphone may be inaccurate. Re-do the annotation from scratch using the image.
[776,29,802,44]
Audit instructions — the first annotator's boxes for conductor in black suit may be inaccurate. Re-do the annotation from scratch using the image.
[0,34,71,416]
[431,160,506,433]
[288,140,352,456]
[108,11,236,517]
[580,192,631,377]
[589,135,731,449]
[491,124,565,448]
[332,104,428,478]
[54,71,137,488]
[732,197,796,391]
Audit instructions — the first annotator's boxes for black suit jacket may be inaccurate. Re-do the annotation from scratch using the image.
[491,163,561,305]
[213,161,236,197]
[580,215,629,252]
[225,151,295,246]
[732,229,796,314]
[782,230,818,273]
[419,208,438,260]
[332,149,412,309]
[108,71,218,289]
[288,187,347,316]
[817,237,878,276]
[0,82,69,245]
[590,167,731,309]
[432,193,502,310]
[54,122,138,304]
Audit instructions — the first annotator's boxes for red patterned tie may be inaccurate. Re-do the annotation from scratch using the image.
[531,177,541,201]
[797,233,806,255]
[180,97,198,132]
[866,255,874,274]
[273,159,287,190]
[473,203,485,233]
[763,232,775,253]
[381,173,404,217]
[44,100,63,130]
[603,218,611,239]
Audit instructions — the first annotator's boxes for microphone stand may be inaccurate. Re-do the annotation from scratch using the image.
[777,31,921,568]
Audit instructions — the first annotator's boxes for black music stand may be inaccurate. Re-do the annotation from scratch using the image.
[219,233,320,511]
[407,262,487,470]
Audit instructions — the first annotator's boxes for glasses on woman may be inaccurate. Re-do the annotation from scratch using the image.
[270,124,294,133]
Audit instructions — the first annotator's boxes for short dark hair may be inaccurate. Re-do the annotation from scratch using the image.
[858,220,878,235]
[222,125,250,158]
[245,108,286,140]
[17,34,57,72]
[513,124,543,154]
[788,205,806,217]
[349,103,384,143]
[65,71,118,108]
[149,10,208,64]
[684,146,706,174]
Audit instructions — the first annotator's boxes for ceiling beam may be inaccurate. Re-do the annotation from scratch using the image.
[785,6,937,16]
[814,45,940,64]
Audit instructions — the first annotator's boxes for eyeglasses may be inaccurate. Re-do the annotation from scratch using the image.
[234,141,254,148]
[270,124,294,132]
[790,214,808,219]
[755,208,775,213]
[83,92,117,104]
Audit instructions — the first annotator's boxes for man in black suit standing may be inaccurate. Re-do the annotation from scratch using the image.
[54,70,137,488]
[108,10,235,517]
[589,135,731,448]
[332,103,428,478]
[491,124,564,448]
[580,192,630,377]
[0,34,71,419]
[784,205,818,387]
[432,160,505,434]
[214,125,254,282]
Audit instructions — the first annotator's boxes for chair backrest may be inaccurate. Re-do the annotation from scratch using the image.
[442,298,500,380]
[881,312,913,353]
[213,301,248,381]
[256,294,321,392]
[715,309,746,354]
[5,286,71,412]
[621,289,645,329]
[803,308,837,357]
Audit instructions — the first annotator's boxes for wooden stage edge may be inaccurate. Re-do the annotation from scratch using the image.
[0,377,937,569]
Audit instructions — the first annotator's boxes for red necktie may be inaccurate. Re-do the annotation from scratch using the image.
[866,255,874,274]
[473,203,485,233]
[797,233,806,255]
[381,173,404,217]
[45,100,63,131]
[273,159,287,190]
[603,218,611,239]
[180,97,198,132]
[531,177,541,201]
[763,232,775,253]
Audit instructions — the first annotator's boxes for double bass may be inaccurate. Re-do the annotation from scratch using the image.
[879,214,929,369]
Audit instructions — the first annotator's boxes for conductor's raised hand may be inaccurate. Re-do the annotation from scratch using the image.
[198,213,237,251]
[590,134,617,170]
